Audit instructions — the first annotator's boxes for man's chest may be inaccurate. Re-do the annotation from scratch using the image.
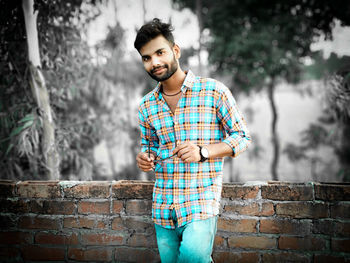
[147,94,218,132]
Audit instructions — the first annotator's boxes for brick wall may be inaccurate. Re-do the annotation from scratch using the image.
[0,180,349,263]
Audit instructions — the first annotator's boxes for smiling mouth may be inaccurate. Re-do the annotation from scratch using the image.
[151,66,167,74]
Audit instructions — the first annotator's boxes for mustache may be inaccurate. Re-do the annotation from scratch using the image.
[151,65,168,74]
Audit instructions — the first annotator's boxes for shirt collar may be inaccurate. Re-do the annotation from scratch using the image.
[153,70,196,99]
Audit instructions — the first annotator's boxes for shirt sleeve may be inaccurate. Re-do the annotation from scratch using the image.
[216,84,251,158]
[138,106,159,156]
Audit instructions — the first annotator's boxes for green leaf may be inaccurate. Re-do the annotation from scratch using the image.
[18,114,35,123]
[9,120,33,137]
[5,143,14,156]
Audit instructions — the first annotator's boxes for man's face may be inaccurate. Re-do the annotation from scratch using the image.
[139,35,180,82]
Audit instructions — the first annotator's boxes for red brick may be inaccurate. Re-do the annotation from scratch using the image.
[68,248,113,262]
[0,247,21,259]
[112,200,124,213]
[0,231,32,245]
[228,235,276,249]
[213,252,259,263]
[313,220,350,237]
[224,202,274,216]
[332,238,350,253]
[261,183,313,201]
[313,220,334,235]
[30,200,75,215]
[111,216,154,233]
[112,180,154,199]
[222,184,259,199]
[334,222,350,237]
[127,233,157,248]
[279,236,326,251]
[21,245,65,261]
[260,219,311,235]
[115,247,159,262]
[214,235,226,248]
[0,199,30,213]
[17,181,61,198]
[314,254,350,263]
[81,233,124,245]
[78,201,110,214]
[276,202,328,219]
[62,181,110,198]
[260,202,275,216]
[217,218,257,233]
[126,200,152,215]
[0,214,17,228]
[64,216,107,229]
[331,203,350,219]
[111,217,126,231]
[315,183,350,201]
[0,180,16,197]
[262,252,310,262]
[19,216,60,230]
[35,231,78,245]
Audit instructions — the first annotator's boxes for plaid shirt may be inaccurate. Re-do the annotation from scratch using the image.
[138,70,251,229]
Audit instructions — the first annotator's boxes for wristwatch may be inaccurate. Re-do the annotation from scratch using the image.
[199,146,209,162]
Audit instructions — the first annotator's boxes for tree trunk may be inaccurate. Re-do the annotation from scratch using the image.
[196,0,203,75]
[22,0,60,179]
[267,79,279,181]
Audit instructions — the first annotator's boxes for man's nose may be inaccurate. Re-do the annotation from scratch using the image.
[151,56,161,67]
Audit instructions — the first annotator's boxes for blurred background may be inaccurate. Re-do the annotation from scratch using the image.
[1,0,349,183]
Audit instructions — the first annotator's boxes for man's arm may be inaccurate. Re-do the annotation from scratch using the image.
[137,107,158,171]
[173,83,250,163]
[173,141,232,163]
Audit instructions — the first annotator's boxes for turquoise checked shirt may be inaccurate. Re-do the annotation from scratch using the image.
[138,70,251,229]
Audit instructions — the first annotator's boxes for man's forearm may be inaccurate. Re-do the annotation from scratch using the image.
[205,142,233,159]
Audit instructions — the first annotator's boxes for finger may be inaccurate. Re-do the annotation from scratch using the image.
[180,152,193,162]
[177,147,191,158]
[174,143,191,156]
[138,162,154,171]
[173,142,188,154]
[138,153,154,162]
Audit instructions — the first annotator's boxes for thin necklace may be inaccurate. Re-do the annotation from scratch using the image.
[162,89,182,97]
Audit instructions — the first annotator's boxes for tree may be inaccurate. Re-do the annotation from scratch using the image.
[22,0,59,179]
[0,0,104,180]
[285,64,350,181]
[173,0,350,180]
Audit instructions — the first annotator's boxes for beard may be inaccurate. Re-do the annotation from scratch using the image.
[147,55,178,82]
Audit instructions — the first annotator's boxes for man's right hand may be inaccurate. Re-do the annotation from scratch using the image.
[136,152,155,172]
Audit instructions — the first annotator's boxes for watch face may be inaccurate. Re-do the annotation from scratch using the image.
[201,147,209,158]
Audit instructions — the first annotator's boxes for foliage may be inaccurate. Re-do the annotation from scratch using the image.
[284,68,350,181]
[173,0,350,181]
[0,0,107,180]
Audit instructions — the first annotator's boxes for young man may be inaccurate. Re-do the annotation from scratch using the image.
[135,18,251,263]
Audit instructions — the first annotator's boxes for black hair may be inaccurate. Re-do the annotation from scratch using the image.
[134,18,175,52]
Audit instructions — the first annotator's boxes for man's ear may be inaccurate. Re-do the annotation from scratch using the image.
[173,44,181,60]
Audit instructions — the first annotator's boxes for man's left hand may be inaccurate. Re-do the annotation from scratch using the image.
[173,141,200,163]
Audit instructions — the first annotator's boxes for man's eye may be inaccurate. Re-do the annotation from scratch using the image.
[143,57,149,62]
[157,51,163,55]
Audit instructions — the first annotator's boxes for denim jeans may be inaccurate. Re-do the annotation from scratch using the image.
[154,209,218,263]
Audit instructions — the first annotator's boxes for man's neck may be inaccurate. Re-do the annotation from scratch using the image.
[161,68,186,94]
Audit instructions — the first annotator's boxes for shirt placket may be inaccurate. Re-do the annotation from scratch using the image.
[170,96,183,216]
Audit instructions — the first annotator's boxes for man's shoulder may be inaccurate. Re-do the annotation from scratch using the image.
[139,87,158,106]
[194,76,230,94]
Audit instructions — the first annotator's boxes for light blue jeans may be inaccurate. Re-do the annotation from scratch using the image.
[154,209,217,263]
